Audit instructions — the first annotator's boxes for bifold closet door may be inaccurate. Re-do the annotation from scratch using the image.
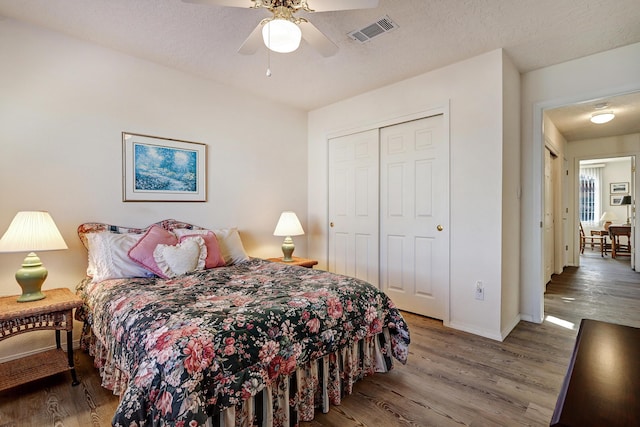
[380,115,449,319]
[328,129,379,287]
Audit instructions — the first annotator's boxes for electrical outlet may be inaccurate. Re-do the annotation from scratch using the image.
[475,281,484,301]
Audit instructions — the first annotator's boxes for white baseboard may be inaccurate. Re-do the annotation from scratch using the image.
[448,321,504,342]
[500,313,522,340]
[0,339,81,364]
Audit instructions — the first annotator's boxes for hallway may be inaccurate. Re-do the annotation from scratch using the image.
[546,251,639,329]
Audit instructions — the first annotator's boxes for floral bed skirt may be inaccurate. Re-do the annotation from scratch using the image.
[82,323,395,426]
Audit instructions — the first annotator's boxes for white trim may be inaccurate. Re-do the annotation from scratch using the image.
[500,314,522,341]
[448,320,505,342]
[325,104,449,141]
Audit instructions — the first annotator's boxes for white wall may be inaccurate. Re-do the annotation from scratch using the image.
[500,51,522,337]
[521,42,640,323]
[308,49,520,340]
[0,20,308,360]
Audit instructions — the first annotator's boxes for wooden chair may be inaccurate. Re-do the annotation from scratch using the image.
[609,225,632,258]
[579,222,605,256]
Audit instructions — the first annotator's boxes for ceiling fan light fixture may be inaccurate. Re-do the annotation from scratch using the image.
[590,112,615,124]
[262,19,302,53]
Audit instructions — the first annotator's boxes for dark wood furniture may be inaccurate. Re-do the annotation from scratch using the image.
[0,288,82,391]
[589,229,610,255]
[266,256,318,268]
[579,223,605,256]
[608,224,632,258]
[551,319,640,427]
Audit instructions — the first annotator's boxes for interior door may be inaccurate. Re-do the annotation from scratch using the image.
[380,115,449,319]
[544,148,555,285]
[328,129,379,286]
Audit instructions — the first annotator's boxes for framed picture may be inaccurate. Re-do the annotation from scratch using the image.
[122,132,207,202]
[611,195,625,206]
[610,182,629,194]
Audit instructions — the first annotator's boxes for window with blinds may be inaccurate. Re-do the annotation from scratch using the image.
[579,166,603,225]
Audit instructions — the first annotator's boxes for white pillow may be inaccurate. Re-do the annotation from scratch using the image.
[174,227,250,265]
[153,236,207,278]
[86,232,154,283]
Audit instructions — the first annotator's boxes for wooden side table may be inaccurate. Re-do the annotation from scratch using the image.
[266,256,318,268]
[609,225,632,258]
[0,288,83,391]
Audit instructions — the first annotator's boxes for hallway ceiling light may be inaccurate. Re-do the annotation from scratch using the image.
[590,112,615,124]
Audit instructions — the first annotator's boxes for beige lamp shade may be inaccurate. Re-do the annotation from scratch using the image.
[0,211,68,302]
[273,211,305,237]
[599,211,618,230]
[0,211,68,252]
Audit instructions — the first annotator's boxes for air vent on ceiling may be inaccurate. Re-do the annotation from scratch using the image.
[348,15,399,44]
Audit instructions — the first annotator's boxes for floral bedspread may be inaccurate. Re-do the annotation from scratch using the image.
[78,258,410,426]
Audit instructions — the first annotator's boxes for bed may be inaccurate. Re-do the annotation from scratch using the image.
[75,219,410,427]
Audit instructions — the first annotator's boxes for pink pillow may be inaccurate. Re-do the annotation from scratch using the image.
[128,225,178,277]
[180,232,226,268]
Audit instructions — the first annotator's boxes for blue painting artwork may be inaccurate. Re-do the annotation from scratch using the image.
[134,143,198,192]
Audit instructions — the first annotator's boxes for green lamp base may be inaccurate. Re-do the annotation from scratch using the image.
[281,236,295,262]
[17,291,46,302]
[15,252,48,303]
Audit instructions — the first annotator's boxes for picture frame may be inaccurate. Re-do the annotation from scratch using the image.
[122,132,207,202]
[610,182,629,194]
[610,195,625,206]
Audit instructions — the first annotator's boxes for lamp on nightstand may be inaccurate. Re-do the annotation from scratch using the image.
[0,211,68,302]
[273,211,304,262]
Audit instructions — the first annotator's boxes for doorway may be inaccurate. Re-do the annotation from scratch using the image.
[578,156,635,265]
[537,92,640,324]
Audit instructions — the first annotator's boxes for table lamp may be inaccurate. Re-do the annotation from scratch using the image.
[0,211,68,302]
[599,211,617,230]
[273,211,304,262]
[620,195,632,225]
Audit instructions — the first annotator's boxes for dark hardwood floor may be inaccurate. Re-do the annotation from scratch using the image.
[1,252,638,426]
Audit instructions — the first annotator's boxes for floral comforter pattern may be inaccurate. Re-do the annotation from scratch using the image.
[78,258,410,426]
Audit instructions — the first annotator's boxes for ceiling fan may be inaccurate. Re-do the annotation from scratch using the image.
[183,0,380,57]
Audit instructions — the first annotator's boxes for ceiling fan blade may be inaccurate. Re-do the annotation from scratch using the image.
[238,22,265,55]
[299,21,338,57]
[182,0,255,8]
[305,0,379,12]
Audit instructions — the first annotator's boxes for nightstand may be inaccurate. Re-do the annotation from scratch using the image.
[266,256,318,268]
[0,288,82,391]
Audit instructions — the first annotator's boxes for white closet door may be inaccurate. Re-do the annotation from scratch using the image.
[328,129,379,287]
[380,115,449,319]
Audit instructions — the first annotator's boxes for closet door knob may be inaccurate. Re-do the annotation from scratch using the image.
[437,224,444,231]
[330,222,334,228]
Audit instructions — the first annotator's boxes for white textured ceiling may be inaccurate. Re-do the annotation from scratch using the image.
[547,92,640,141]
[1,0,640,124]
